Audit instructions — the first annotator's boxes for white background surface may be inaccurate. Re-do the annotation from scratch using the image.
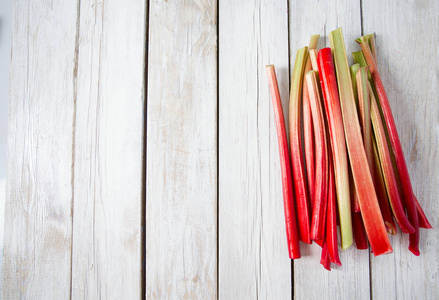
[0,0,12,294]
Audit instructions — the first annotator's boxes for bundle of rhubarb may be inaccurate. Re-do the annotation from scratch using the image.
[266,28,432,270]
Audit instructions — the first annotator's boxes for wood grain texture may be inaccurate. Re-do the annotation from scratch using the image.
[219,1,292,298]
[289,1,370,299]
[70,0,146,299]
[145,0,217,299]
[2,0,77,298]
[362,0,439,299]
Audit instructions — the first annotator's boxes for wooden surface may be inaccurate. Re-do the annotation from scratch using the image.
[146,0,217,298]
[2,0,438,299]
[219,1,291,298]
[71,0,145,298]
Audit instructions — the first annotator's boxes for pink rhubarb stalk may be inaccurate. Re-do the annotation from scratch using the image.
[306,70,328,241]
[289,47,312,244]
[303,36,320,206]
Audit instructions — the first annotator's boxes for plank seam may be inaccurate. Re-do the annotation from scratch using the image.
[70,0,81,298]
[216,0,220,298]
[286,1,294,299]
[360,0,364,36]
[142,1,150,299]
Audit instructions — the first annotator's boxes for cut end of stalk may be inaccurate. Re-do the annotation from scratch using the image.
[309,34,320,49]
[408,246,420,256]
[386,222,397,235]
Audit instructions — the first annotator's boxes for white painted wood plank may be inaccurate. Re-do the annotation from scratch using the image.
[289,1,371,299]
[2,0,78,298]
[145,1,217,298]
[70,1,146,299]
[219,1,291,299]
[362,1,439,299]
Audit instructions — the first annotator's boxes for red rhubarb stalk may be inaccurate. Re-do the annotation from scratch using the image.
[357,37,420,255]
[320,242,331,271]
[370,82,414,233]
[326,145,341,265]
[352,212,368,250]
[289,47,312,244]
[330,28,392,256]
[317,47,353,250]
[306,71,328,241]
[266,65,301,259]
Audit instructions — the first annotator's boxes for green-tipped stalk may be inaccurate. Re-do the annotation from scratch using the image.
[290,47,311,244]
[317,47,353,250]
[303,36,320,204]
[350,63,360,107]
[364,33,377,64]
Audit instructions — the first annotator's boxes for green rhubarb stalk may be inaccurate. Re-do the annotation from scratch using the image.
[350,63,360,104]
[290,47,312,244]
[330,28,392,256]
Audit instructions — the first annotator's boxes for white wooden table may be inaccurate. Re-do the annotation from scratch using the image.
[3,0,438,299]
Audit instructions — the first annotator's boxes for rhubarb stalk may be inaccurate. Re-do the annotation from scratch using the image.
[330,28,391,256]
[306,71,328,241]
[326,145,341,264]
[373,138,397,234]
[290,47,312,244]
[266,65,301,259]
[352,212,368,250]
[357,37,420,255]
[356,66,374,178]
[317,47,353,250]
[320,242,331,271]
[303,36,319,204]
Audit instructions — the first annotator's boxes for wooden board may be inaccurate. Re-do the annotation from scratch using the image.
[2,1,77,298]
[145,0,218,298]
[219,1,292,298]
[70,0,146,299]
[3,0,439,299]
[289,1,370,299]
[362,1,439,299]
